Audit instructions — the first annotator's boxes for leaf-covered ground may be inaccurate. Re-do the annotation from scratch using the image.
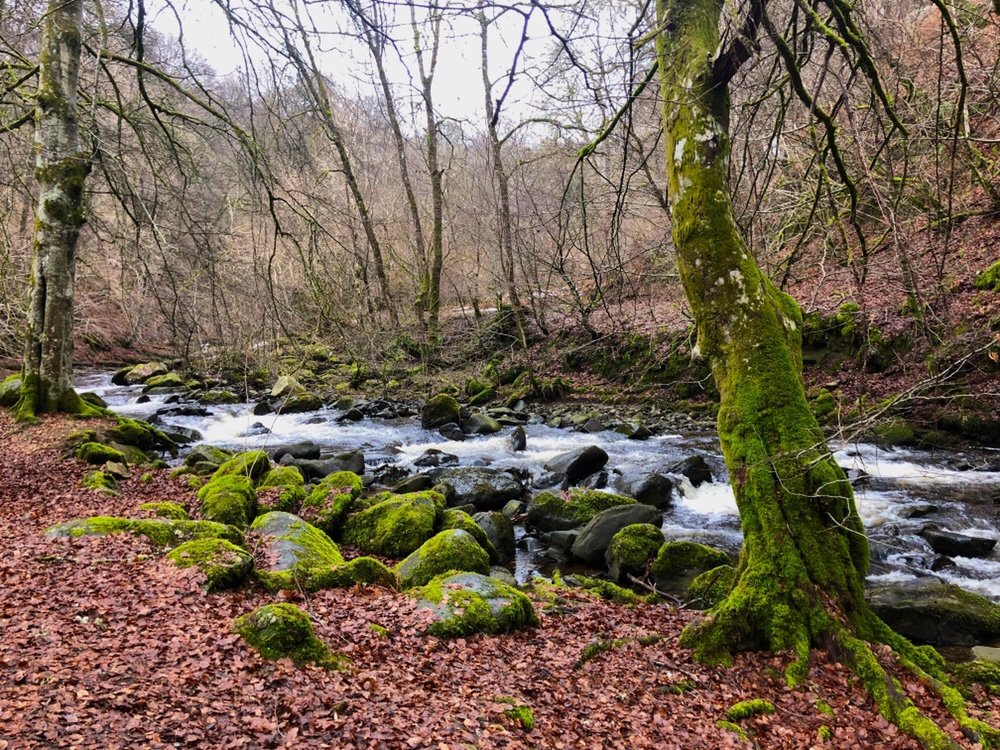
[1,412,997,749]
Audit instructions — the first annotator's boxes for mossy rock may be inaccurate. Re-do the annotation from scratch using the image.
[139,501,189,520]
[198,474,258,529]
[566,574,640,605]
[183,445,234,473]
[199,390,240,405]
[141,373,187,392]
[870,579,1000,645]
[278,392,324,414]
[211,450,272,483]
[233,603,347,669]
[605,523,664,581]
[974,259,1000,293]
[167,538,253,592]
[439,509,500,563]
[124,362,168,385]
[78,392,108,409]
[650,541,730,594]
[410,571,538,637]
[395,529,491,589]
[342,491,443,558]
[465,378,492,400]
[255,466,307,515]
[76,442,126,465]
[526,489,635,532]
[685,564,736,610]
[0,375,23,408]
[421,394,461,429]
[291,557,398,592]
[106,417,174,453]
[81,470,118,496]
[299,471,363,536]
[870,419,918,447]
[467,387,495,407]
[271,375,306,399]
[808,388,838,422]
[113,442,152,467]
[45,517,244,547]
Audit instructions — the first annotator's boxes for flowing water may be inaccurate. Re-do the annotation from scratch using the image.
[76,371,1000,599]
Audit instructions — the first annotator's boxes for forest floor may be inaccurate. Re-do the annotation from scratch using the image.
[1,411,998,749]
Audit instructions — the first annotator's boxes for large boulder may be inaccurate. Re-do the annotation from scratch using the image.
[464,413,502,435]
[298,471,363,535]
[422,394,462,429]
[272,441,322,462]
[395,529,491,589]
[650,541,730,594]
[543,445,608,484]
[438,509,500,563]
[124,362,168,385]
[278,392,324,414]
[211,450,272,483]
[342,491,443,558]
[410,572,538,637]
[667,456,713,487]
[870,578,1000,645]
[167,538,254,592]
[920,527,997,558]
[46,516,244,547]
[256,466,307,515]
[0,375,22,407]
[141,373,187,392]
[526,488,635,532]
[570,504,662,566]
[472,511,515,565]
[271,375,306,399]
[436,467,523,510]
[605,524,666,582]
[234,603,345,669]
[292,451,366,480]
[198,474,258,529]
[617,472,675,509]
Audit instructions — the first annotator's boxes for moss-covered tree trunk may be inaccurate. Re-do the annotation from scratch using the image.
[16,0,97,421]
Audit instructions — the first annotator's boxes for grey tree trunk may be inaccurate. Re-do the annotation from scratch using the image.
[17,0,96,420]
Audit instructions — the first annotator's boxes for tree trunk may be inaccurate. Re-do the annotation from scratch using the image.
[17,0,97,420]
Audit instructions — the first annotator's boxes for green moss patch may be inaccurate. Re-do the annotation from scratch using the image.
[81,470,119,496]
[46,516,244,547]
[438,509,499,563]
[395,529,491,589]
[300,471,362,535]
[211,450,271,483]
[975,259,1000,293]
[725,699,775,721]
[76,442,126,465]
[233,603,347,669]
[139,502,189,520]
[651,541,730,594]
[342,491,443,558]
[527,489,635,531]
[167,538,253,592]
[686,565,736,610]
[198,474,257,529]
[605,523,664,580]
[410,571,538,638]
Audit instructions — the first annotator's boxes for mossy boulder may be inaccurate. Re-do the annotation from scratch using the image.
[685,565,736,610]
[605,523,665,581]
[463,413,502,435]
[106,417,174,453]
[439,509,500,563]
[167,538,253,592]
[278,392,324,414]
[211,450,271,483]
[198,474,257,529]
[299,471,363,535]
[183,445,233,474]
[199,390,240,405]
[870,579,1000,645]
[410,571,538,638]
[650,541,730,594]
[0,375,23,407]
[421,394,461,429]
[472,511,515,565]
[142,373,187,392]
[436,467,523,511]
[124,362,168,385]
[81,470,119,495]
[342,491,443,558]
[526,489,635,532]
[234,603,346,669]
[570,504,661,566]
[291,557,398,592]
[76,442,126,466]
[139,501,189,520]
[271,375,306,399]
[45,517,244,547]
[256,466,307,515]
[395,529,491,589]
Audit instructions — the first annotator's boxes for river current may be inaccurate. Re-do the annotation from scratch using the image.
[76,371,1000,600]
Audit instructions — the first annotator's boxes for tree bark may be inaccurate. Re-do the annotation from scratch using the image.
[17,0,96,420]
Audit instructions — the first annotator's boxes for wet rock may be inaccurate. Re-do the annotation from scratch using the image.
[578,471,608,490]
[651,541,730,594]
[615,422,652,440]
[570,504,662,566]
[870,578,1000,645]
[667,456,713,487]
[253,401,273,416]
[422,394,462,430]
[438,423,466,441]
[526,488,635,533]
[156,424,203,444]
[278,392,324,414]
[510,425,527,452]
[273,441,322,462]
[618,472,675,509]
[605,524,665,582]
[292,451,365,480]
[464,413,502,435]
[920,527,997,558]
[580,418,605,434]
[489,566,518,587]
[544,445,608,484]
[501,500,526,519]
[270,376,305,399]
[532,472,568,491]
[473,511,515,564]
[124,362,168,385]
[544,530,578,552]
[338,408,365,422]
[436,467,523,510]
[241,422,271,438]
[393,474,434,494]
[413,449,459,468]
[901,504,939,519]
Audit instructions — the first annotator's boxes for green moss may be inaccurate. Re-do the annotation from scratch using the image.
[185,475,205,490]
[139,472,154,484]
[300,471,362,535]
[410,571,538,638]
[342,491,443,558]
[808,388,838,421]
[45,516,244,547]
[975,260,1000,293]
[233,603,347,669]
[250,511,344,588]
[870,419,917,447]
[815,699,835,717]
[529,488,635,527]
[502,705,535,730]
[568,575,639,605]
[0,375,22,407]
[605,524,663,573]
[651,541,730,592]
[183,445,233,472]
[716,721,748,742]
[211,450,271,483]
[81,470,118,495]
[438,509,499,562]
[421,393,461,429]
[686,565,736,610]
[167,538,253,592]
[199,390,239,405]
[139,502,189,520]
[950,660,1000,694]
[725,699,775,721]
[395,529,491,589]
[142,373,186,391]
[818,725,833,741]
[197,474,257,529]
[106,417,173,453]
[75,441,126,465]
[254,466,307,515]
[291,557,398,592]
[369,623,389,638]
[660,679,697,695]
